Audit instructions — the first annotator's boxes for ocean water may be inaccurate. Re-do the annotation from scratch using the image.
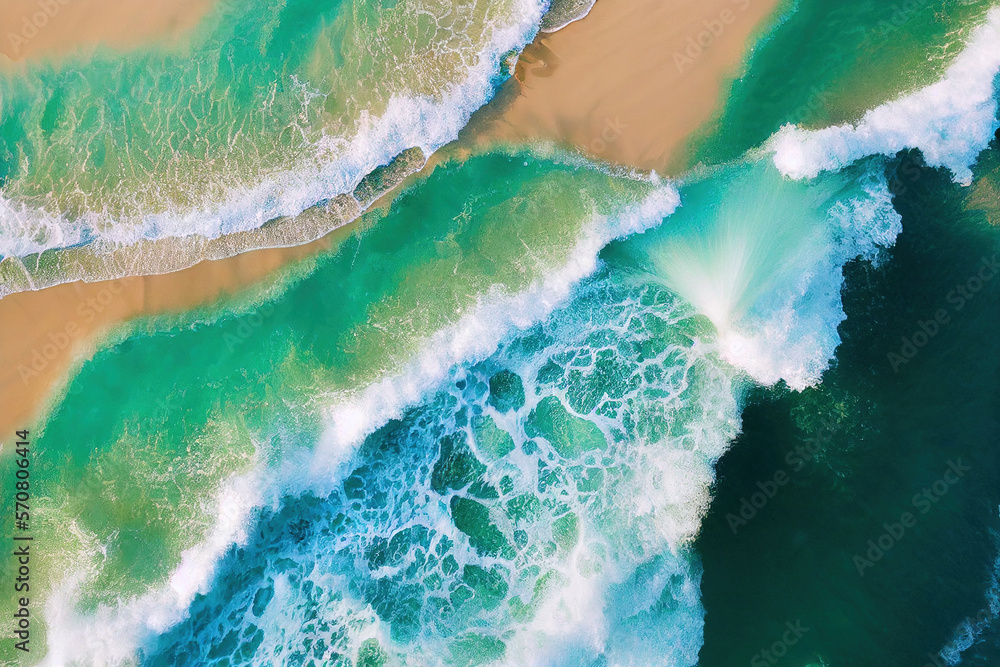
[0,0,543,295]
[690,0,999,167]
[699,145,1000,667]
[2,0,1000,665]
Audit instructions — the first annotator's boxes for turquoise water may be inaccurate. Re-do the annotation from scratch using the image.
[2,0,1000,665]
[689,0,998,167]
[0,0,542,294]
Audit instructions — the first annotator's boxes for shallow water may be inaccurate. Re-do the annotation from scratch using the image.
[3,1,1000,665]
[0,0,542,292]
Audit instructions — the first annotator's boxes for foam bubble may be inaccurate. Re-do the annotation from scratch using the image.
[646,159,900,390]
[141,243,736,667]
[540,0,598,32]
[0,195,89,259]
[305,183,681,488]
[937,527,1000,665]
[35,182,681,665]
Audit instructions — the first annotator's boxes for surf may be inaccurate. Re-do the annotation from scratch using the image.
[0,0,545,296]
[771,7,1000,185]
[6,3,1000,665]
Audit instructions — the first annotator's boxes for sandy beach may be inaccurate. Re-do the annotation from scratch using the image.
[0,0,215,64]
[480,0,783,173]
[0,239,334,444]
[0,0,783,443]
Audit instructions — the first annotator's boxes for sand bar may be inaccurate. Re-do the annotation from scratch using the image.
[0,0,784,444]
[478,0,783,173]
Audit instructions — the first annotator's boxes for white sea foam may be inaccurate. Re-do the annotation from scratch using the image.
[464,249,740,666]
[0,196,89,258]
[938,527,1000,665]
[772,7,1000,185]
[648,160,900,391]
[35,7,1000,657]
[39,470,264,666]
[540,0,598,32]
[721,170,901,389]
[305,183,682,490]
[35,182,681,665]
[281,227,732,667]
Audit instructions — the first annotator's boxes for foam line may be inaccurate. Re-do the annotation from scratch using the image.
[36,182,681,665]
[40,470,264,666]
[0,0,545,275]
[305,183,682,489]
[772,8,1000,185]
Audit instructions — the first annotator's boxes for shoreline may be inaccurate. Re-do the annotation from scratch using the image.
[0,239,333,446]
[0,0,784,444]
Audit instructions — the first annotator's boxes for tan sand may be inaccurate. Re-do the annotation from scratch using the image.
[476,0,783,174]
[0,239,332,445]
[0,0,784,445]
[0,0,215,64]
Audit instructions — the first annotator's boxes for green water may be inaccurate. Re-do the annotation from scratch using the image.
[699,145,1000,667]
[689,0,997,168]
[1,0,1000,664]
[0,0,540,287]
[0,150,666,662]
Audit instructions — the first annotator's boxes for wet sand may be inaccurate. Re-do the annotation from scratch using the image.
[0,239,334,445]
[0,0,784,444]
[0,0,215,64]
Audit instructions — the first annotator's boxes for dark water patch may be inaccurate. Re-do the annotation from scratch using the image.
[699,149,1000,666]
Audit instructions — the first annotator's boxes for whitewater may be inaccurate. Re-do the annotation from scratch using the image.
[6,4,1000,666]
